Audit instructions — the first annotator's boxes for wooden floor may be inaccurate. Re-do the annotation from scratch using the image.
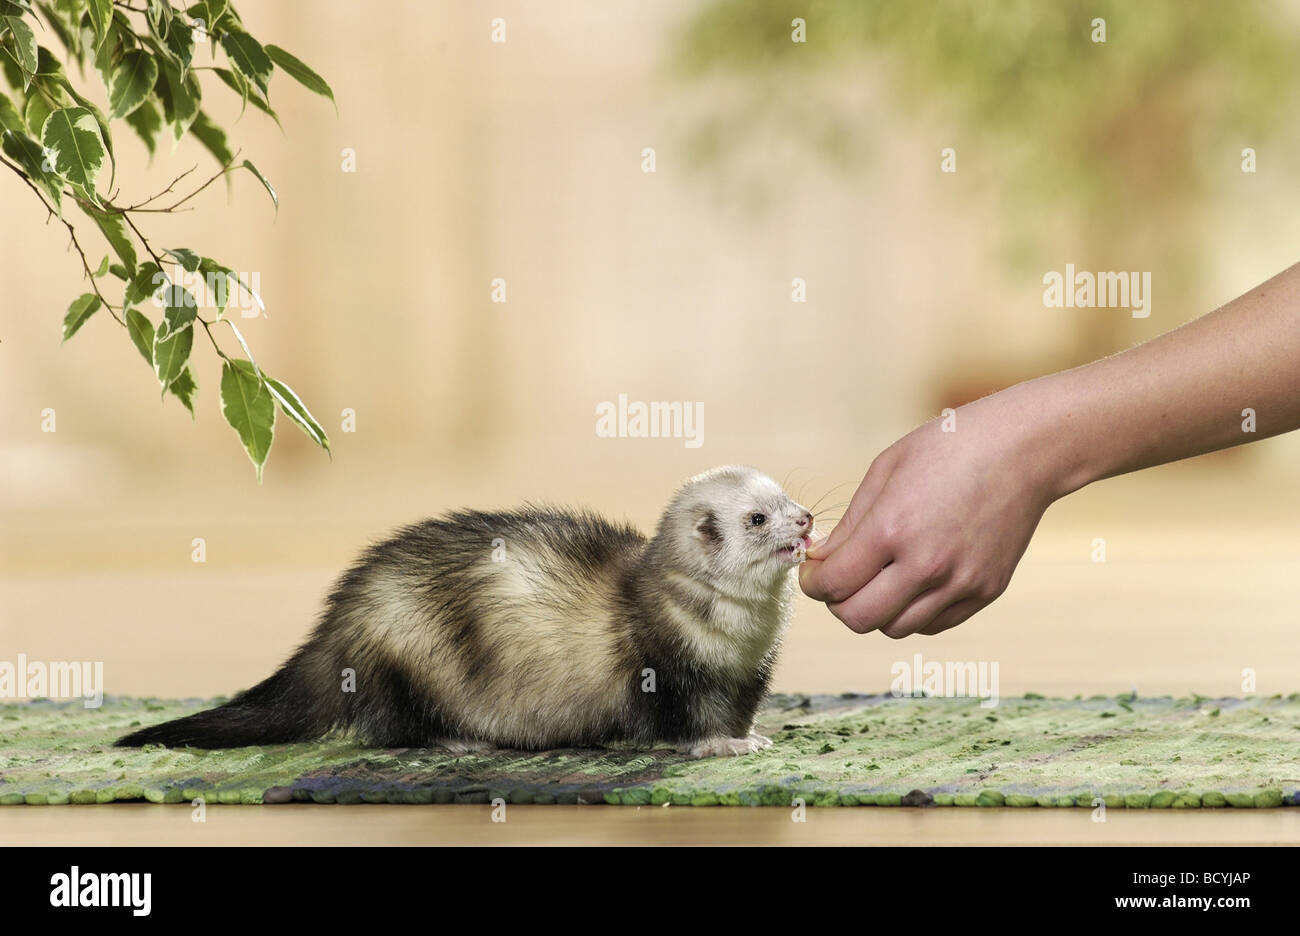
[4,804,1299,846]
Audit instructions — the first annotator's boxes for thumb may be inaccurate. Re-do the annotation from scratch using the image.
[797,556,823,593]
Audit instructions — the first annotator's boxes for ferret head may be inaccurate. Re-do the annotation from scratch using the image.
[655,466,815,593]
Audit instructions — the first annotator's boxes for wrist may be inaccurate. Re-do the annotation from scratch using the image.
[964,375,1098,506]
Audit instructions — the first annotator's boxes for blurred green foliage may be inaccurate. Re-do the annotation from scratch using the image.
[672,0,1300,286]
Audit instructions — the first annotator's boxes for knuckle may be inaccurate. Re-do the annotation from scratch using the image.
[875,513,906,545]
[983,575,1011,602]
[949,567,981,594]
[844,614,876,635]
[820,580,854,605]
[914,552,950,584]
[953,568,1005,602]
[831,604,873,634]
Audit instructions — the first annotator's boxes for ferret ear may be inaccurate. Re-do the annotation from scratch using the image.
[693,510,722,548]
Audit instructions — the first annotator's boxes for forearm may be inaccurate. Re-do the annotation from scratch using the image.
[982,262,1300,502]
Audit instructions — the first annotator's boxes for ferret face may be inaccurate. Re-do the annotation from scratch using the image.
[666,466,815,592]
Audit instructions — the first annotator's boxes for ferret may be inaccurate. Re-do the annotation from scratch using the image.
[117,466,814,758]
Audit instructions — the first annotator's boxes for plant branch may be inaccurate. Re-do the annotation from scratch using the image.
[149,152,241,212]
[0,152,126,327]
[119,209,229,360]
[121,163,199,210]
[99,152,239,215]
[118,208,167,269]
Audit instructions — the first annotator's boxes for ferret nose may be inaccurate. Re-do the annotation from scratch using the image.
[795,512,812,529]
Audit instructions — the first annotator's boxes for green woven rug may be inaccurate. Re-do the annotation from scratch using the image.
[2,693,1297,807]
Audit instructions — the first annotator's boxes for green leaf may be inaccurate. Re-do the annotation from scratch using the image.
[93,254,109,276]
[152,318,192,390]
[84,0,111,51]
[184,0,229,39]
[221,317,260,367]
[156,283,196,339]
[265,44,335,111]
[62,292,100,342]
[1,127,61,212]
[108,263,127,280]
[34,42,68,79]
[145,0,172,41]
[53,75,116,190]
[219,27,272,97]
[125,261,165,307]
[188,109,232,166]
[266,375,329,453]
[186,0,229,26]
[23,87,50,134]
[220,359,274,480]
[132,312,203,413]
[125,306,155,363]
[212,63,248,116]
[212,66,281,127]
[124,96,161,157]
[196,258,262,319]
[162,15,194,75]
[163,247,200,272]
[197,256,234,316]
[38,1,82,63]
[3,16,37,87]
[168,365,197,416]
[0,90,22,132]
[82,205,138,275]
[154,58,199,140]
[91,11,117,74]
[239,159,276,213]
[0,42,21,89]
[40,106,106,204]
[108,50,159,119]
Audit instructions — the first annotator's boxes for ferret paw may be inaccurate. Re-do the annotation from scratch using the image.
[436,738,494,756]
[681,733,772,759]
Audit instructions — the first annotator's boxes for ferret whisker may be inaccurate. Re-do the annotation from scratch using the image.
[806,481,854,515]
[813,502,850,517]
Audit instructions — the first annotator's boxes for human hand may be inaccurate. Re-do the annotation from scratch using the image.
[801,263,1300,637]
[799,391,1059,637]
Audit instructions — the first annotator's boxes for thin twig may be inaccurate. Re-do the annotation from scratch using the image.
[121,164,198,211]
[0,153,126,327]
[154,152,241,213]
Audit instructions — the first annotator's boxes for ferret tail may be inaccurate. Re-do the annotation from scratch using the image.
[116,654,329,749]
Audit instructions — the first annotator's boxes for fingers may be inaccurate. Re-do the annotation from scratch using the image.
[820,574,991,639]
[799,526,894,604]
[918,597,987,636]
[823,564,925,634]
[877,587,954,639]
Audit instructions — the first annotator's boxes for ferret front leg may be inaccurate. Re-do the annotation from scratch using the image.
[679,733,772,759]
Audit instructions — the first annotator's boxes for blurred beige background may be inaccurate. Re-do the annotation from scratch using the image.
[3,0,1299,705]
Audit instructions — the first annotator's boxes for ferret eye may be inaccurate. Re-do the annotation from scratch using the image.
[750,513,767,527]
